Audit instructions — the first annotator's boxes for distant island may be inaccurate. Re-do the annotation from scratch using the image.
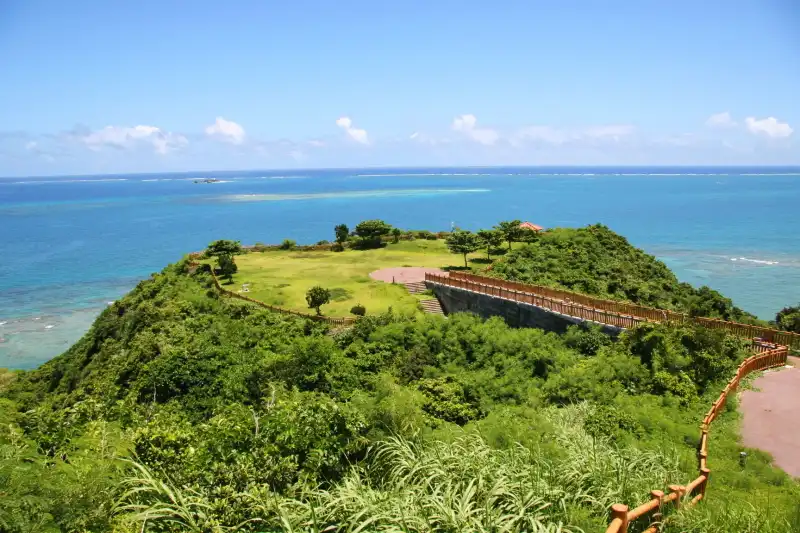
[193,178,221,184]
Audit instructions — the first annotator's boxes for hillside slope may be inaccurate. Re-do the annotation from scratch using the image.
[489,224,758,321]
[1,257,797,533]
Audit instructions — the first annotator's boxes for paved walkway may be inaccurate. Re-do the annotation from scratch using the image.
[369,267,445,284]
[740,356,800,477]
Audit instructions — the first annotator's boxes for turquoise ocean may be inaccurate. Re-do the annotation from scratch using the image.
[1,166,799,369]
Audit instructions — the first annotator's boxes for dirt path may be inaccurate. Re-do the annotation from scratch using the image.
[740,356,800,477]
[369,267,446,284]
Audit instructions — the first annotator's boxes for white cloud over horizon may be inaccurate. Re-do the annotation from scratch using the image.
[451,114,499,145]
[79,125,188,154]
[705,112,793,139]
[205,117,246,144]
[745,116,793,138]
[2,110,798,176]
[336,116,369,144]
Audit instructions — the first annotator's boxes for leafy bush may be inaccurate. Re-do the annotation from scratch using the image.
[350,304,366,316]
[417,377,482,425]
[279,239,296,250]
[564,323,613,355]
[775,304,800,333]
[584,404,644,440]
[331,242,345,252]
[353,220,392,249]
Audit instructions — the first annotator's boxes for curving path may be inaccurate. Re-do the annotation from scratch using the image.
[740,356,800,477]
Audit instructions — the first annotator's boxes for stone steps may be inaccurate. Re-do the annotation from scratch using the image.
[419,298,445,315]
[404,281,428,294]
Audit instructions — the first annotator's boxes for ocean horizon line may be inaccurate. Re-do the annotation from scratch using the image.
[3,164,800,181]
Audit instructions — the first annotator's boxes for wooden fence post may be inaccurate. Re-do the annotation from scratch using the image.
[699,467,711,498]
[650,490,665,531]
[611,504,629,533]
[668,485,684,509]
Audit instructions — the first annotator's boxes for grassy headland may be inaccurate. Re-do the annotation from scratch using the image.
[227,240,479,316]
[1,222,798,532]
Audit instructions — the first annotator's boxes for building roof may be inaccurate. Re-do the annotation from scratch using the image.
[519,222,544,231]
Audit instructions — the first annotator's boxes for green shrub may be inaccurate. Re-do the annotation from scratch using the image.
[584,404,644,440]
[417,377,483,425]
[279,239,296,250]
[564,324,613,355]
[350,304,366,316]
[331,242,345,252]
[775,304,800,333]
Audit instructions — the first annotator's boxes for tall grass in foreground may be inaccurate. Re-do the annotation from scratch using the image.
[115,404,684,532]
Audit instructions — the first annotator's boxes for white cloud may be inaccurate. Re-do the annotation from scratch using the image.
[205,117,246,144]
[25,141,38,150]
[744,116,793,138]
[706,112,736,128]
[451,114,499,145]
[336,116,369,144]
[80,125,188,154]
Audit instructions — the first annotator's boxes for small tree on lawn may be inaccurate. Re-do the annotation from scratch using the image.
[391,227,402,244]
[306,286,331,315]
[334,224,349,244]
[217,254,238,283]
[446,229,481,267]
[206,239,242,258]
[495,220,524,250]
[354,219,393,249]
[476,229,503,260]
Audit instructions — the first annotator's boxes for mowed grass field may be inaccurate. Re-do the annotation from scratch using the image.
[224,240,483,316]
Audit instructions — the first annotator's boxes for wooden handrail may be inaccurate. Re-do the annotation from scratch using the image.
[208,265,355,325]
[601,346,787,532]
[435,272,800,349]
[425,272,645,331]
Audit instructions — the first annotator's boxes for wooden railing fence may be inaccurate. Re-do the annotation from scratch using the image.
[604,343,788,533]
[426,272,642,329]
[433,272,800,349]
[208,265,355,325]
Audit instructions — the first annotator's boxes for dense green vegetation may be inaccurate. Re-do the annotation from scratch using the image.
[775,304,800,333]
[488,224,761,322]
[2,255,797,532]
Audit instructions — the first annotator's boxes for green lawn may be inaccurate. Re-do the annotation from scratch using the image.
[222,240,484,317]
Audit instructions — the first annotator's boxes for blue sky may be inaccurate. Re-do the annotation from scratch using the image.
[1,0,798,176]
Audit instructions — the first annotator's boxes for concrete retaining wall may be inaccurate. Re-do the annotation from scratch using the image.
[428,282,623,336]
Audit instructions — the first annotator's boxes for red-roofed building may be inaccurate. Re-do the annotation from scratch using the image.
[519,222,544,232]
